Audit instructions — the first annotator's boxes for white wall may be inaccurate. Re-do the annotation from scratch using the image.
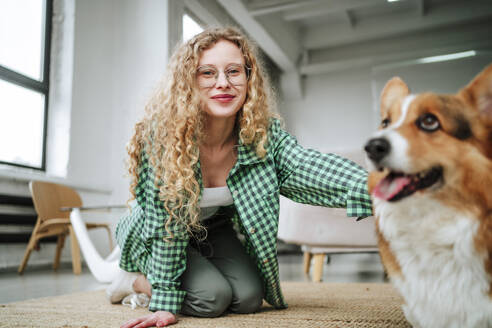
[280,66,374,154]
[0,0,171,270]
[70,0,170,203]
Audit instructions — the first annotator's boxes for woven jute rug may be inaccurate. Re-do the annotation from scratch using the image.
[0,282,410,328]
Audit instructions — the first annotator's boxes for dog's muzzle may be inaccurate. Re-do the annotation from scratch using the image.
[364,137,390,164]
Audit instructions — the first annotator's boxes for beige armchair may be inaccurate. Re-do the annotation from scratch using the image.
[277,151,378,282]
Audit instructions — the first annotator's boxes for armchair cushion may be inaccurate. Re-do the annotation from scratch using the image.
[278,196,377,252]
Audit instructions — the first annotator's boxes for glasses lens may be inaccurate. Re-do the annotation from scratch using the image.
[197,66,217,88]
[226,65,247,86]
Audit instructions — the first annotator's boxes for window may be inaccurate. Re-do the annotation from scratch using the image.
[0,0,52,170]
[182,13,203,42]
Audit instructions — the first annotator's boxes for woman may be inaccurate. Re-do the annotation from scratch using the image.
[109,27,373,328]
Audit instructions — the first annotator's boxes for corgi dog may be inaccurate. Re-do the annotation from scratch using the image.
[364,64,492,328]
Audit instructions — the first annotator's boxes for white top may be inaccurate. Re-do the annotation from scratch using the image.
[199,186,234,220]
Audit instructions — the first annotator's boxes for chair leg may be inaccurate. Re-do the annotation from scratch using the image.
[303,251,313,275]
[18,241,35,275]
[53,233,66,271]
[312,253,325,283]
[18,220,41,274]
[69,226,82,274]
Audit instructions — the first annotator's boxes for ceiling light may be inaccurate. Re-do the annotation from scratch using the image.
[372,50,479,73]
[387,0,402,2]
[416,51,477,64]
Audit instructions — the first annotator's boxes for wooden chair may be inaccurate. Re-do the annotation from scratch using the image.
[18,181,113,275]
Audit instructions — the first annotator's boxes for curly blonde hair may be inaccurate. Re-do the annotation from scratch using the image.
[127,26,276,238]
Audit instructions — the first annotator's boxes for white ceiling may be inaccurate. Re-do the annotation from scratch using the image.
[217,0,492,77]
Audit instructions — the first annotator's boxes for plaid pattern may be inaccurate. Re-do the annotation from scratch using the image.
[117,151,188,313]
[116,118,373,313]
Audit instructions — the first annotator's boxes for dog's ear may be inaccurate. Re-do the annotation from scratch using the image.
[460,63,492,125]
[380,77,410,119]
[460,63,492,157]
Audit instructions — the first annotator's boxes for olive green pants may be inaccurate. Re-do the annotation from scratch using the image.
[179,215,264,317]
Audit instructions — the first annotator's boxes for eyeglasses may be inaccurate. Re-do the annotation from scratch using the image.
[196,64,250,88]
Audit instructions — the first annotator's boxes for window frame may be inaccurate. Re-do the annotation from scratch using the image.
[182,9,205,43]
[0,0,53,171]
[183,9,205,30]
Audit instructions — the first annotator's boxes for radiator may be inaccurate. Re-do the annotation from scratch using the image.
[0,194,55,243]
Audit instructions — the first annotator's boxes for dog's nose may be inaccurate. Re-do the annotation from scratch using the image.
[364,138,391,163]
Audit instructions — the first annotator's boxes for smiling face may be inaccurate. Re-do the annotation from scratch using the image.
[366,93,459,202]
[197,39,248,120]
[364,76,491,204]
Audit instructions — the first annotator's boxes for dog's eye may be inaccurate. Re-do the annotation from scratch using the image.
[381,118,390,128]
[417,113,440,132]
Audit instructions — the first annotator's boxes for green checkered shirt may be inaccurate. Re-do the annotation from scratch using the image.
[115,118,372,313]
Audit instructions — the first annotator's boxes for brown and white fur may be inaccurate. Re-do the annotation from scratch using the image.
[364,64,492,328]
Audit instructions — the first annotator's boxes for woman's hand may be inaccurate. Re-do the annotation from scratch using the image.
[120,311,177,328]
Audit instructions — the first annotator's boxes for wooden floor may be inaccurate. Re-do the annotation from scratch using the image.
[0,252,385,304]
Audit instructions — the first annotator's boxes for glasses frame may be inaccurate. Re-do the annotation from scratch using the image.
[196,64,251,88]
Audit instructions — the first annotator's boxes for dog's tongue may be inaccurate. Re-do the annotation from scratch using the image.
[373,175,411,201]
